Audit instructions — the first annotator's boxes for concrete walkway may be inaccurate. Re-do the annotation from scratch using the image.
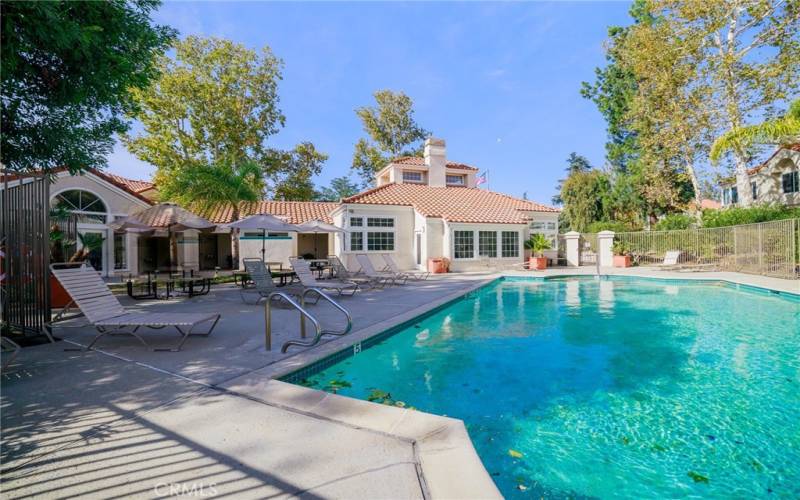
[1,274,498,499]
[2,269,795,498]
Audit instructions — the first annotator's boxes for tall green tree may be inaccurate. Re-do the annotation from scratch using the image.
[159,160,263,266]
[559,170,613,232]
[122,35,286,183]
[351,90,429,186]
[580,0,652,173]
[1,0,175,173]
[315,176,361,201]
[272,142,328,201]
[552,153,593,205]
[631,0,800,206]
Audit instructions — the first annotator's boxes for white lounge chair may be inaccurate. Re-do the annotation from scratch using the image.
[327,255,380,288]
[49,263,220,351]
[241,258,306,304]
[289,258,359,296]
[659,250,682,268]
[381,254,429,281]
[355,254,405,286]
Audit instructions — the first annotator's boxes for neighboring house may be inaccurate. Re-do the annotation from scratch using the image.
[720,144,800,207]
[40,137,558,275]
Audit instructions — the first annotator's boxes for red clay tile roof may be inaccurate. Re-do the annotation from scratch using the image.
[746,143,800,175]
[1,167,155,205]
[102,172,155,194]
[700,198,721,209]
[391,156,479,171]
[342,183,558,224]
[200,201,339,225]
[126,203,215,229]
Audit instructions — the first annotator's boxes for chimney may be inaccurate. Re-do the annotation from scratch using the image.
[424,137,447,187]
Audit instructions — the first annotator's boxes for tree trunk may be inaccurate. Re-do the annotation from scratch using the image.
[734,154,751,206]
[230,204,240,270]
[685,162,703,222]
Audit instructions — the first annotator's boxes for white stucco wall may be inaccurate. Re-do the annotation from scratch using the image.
[238,233,297,268]
[337,204,415,272]
[750,151,800,207]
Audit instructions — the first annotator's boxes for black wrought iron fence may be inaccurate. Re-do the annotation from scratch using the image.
[1,172,54,336]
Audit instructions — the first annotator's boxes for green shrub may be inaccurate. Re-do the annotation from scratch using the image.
[654,213,695,231]
[586,220,639,233]
[701,205,800,228]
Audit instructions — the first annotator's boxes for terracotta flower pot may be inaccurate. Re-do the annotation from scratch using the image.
[50,274,71,308]
[529,256,548,270]
[613,255,631,268]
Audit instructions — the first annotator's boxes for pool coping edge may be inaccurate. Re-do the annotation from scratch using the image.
[220,274,504,499]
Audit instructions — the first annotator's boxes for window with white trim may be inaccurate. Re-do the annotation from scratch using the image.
[367,232,394,251]
[51,189,107,223]
[446,174,466,186]
[478,231,497,258]
[402,171,424,183]
[350,232,363,251]
[367,217,394,227]
[530,221,545,230]
[348,216,395,251]
[454,230,474,259]
[723,186,739,205]
[782,171,799,193]
[501,231,519,258]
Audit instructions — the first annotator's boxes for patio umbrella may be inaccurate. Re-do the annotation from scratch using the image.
[223,214,301,262]
[110,203,216,270]
[295,220,345,259]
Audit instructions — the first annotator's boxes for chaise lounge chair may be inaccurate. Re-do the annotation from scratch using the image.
[49,263,220,351]
[381,254,429,281]
[289,257,360,296]
[327,255,381,289]
[355,254,406,286]
[657,250,682,269]
[240,258,306,305]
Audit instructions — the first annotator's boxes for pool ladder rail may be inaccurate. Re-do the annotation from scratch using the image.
[264,287,353,353]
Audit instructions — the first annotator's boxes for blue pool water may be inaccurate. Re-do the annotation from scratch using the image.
[293,277,800,498]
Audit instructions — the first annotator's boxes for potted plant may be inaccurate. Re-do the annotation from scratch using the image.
[612,239,631,268]
[524,233,551,270]
[49,207,74,307]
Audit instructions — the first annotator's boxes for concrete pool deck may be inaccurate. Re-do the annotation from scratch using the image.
[2,268,797,498]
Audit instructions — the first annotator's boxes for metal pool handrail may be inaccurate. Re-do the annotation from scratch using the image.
[263,288,352,353]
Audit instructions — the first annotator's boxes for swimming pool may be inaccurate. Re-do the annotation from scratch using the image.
[286,277,800,498]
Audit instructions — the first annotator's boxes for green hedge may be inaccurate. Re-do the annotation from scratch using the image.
[654,213,695,231]
[586,220,640,233]
[701,205,800,228]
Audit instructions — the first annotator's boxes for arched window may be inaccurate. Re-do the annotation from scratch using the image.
[51,189,108,223]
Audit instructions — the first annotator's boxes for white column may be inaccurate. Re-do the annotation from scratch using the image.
[126,232,139,276]
[178,229,200,271]
[597,230,615,268]
[564,231,581,267]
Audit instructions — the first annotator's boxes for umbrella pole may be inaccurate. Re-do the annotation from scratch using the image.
[262,229,266,263]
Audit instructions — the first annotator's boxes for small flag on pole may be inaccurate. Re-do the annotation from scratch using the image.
[476,171,487,186]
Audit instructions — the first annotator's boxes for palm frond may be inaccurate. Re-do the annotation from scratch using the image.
[710,99,800,163]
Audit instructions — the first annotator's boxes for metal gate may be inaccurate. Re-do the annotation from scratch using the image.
[579,233,598,265]
[1,172,53,336]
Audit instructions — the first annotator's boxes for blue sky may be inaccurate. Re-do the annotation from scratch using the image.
[109,1,633,205]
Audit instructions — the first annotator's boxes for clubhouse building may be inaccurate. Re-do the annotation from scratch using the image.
[45,138,560,276]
